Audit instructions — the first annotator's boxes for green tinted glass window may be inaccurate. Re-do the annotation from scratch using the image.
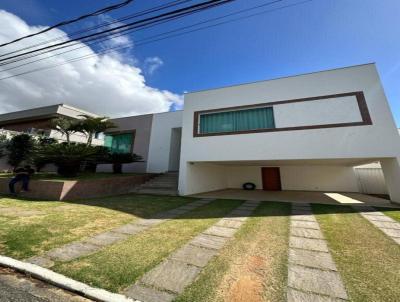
[199,107,275,134]
[104,133,133,153]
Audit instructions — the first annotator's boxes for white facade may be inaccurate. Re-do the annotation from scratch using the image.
[147,111,183,173]
[178,64,400,203]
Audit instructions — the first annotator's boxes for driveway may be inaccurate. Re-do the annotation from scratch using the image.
[193,189,399,208]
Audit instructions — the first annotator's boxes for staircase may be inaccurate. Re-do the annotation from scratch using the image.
[135,171,178,196]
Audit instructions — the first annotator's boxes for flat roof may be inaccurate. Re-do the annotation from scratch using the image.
[0,103,98,125]
[185,63,376,95]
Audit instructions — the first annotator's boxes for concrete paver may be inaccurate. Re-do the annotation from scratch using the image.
[26,199,215,268]
[124,201,260,301]
[288,203,348,301]
[288,265,348,300]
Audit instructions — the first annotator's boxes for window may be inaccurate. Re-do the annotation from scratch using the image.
[198,106,275,135]
[104,133,134,153]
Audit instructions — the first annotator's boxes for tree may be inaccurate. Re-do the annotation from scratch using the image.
[6,134,35,168]
[0,134,9,159]
[32,136,57,172]
[51,117,81,144]
[78,115,116,146]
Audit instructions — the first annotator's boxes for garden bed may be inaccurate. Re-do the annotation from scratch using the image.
[0,174,154,200]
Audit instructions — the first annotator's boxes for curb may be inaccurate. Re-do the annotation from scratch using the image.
[0,255,141,302]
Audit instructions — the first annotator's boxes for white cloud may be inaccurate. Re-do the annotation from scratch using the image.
[144,56,164,75]
[0,10,183,117]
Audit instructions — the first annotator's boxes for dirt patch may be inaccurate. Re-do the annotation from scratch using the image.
[226,256,265,302]
[214,215,289,302]
[0,207,44,217]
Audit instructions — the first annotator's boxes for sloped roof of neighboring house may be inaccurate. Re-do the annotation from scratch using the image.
[0,104,98,126]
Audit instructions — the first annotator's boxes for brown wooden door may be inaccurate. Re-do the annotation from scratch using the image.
[261,167,282,191]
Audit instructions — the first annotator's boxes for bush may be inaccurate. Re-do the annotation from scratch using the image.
[108,153,142,174]
[6,134,35,168]
[38,143,108,177]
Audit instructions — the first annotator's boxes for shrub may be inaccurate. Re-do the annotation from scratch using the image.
[38,143,108,177]
[108,153,142,174]
[6,134,35,168]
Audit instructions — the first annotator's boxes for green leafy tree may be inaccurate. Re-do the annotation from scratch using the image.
[6,134,35,168]
[32,136,57,172]
[78,115,116,146]
[51,117,82,144]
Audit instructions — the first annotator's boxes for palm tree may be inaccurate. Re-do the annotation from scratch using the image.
[78,115,116,146]
[51,117,81,144]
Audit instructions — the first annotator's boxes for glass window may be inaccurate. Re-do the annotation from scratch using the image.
[104,133,133,153]
[199,107,275,134]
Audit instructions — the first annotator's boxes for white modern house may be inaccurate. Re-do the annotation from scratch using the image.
[178,63,400,203]
[2,63,400,203]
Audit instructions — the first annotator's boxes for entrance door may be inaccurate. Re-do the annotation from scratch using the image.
[168,128,182,171]
[261,167,282,191]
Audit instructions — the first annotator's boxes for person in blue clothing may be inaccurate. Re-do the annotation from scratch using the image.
[9,165,35,195]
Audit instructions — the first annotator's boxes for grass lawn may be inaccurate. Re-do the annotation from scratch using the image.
[53,199,243,292]
[176,201,290,302]
[375,207,400,222]
[0,194,191,259]
[0,172,149,181]
[313,204,400,302]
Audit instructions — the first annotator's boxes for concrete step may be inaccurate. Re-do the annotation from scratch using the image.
[137,188,178,196]
[140,183,178,189]
[153,176,178,181]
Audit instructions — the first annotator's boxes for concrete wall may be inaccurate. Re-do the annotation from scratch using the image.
[97,114,153,173]
[147,111,183,173]
[0,174,152,200]
[280,166,358,192]
[179,64,400,195]
[181,163,227,195]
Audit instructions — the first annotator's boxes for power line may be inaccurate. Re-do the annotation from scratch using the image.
[0,0,233,63]
[0,0,134,49]
[0,0,194,58]
[0,0,313,81]
[0,0,284,70]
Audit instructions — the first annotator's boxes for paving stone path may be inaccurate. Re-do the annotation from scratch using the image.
[353,205,400,245]
[123,200,261,302]
[287,203,349,302]
[26,199,215,269]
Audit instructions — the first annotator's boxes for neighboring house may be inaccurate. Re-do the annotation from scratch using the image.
[97,111,182,173]
[0,104,104,145]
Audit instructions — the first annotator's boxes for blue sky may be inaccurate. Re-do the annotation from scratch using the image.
[0,0,399,125]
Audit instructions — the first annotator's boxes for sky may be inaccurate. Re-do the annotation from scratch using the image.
[0,0,399,126]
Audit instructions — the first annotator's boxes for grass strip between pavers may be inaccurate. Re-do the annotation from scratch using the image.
[375,207,400,223]
[175,201,290,302]
[0,194,191,259]
[53,199,243,293]
[312,204,400,302]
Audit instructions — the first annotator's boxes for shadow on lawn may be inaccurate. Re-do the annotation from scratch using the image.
[1,193,399,220]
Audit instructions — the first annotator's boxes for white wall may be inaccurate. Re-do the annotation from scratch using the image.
[147,111,183,173]
[226,165,358,192]
[280,166,358,192]
[182,163,227,195]
[179,64,400,195]
[274,96,362,128]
